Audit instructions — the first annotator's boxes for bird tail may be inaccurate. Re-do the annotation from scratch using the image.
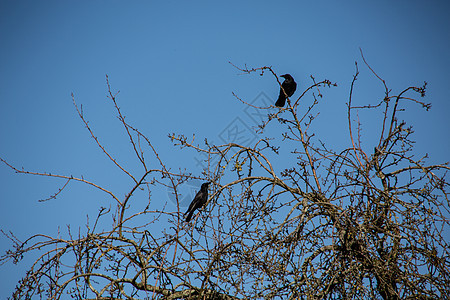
[185,211,194,222]
[275,95,285,107]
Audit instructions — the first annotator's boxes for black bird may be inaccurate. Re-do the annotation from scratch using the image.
[184,182,211,222]
[275,74,297,107]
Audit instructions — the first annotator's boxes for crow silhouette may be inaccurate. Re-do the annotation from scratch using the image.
[275,74,297,107]
[184,182,211,222]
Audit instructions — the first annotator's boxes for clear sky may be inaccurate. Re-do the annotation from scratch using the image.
[1,1,449,296]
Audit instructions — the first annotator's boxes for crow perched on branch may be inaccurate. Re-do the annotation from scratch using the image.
[275,74,297,107]
[184,182,211,222]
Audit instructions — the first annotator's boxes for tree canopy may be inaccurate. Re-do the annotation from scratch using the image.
[1,58,449,299]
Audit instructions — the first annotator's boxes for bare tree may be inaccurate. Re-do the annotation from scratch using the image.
[1,54,449,299]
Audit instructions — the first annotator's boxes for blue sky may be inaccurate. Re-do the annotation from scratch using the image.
[1,1,449,296]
